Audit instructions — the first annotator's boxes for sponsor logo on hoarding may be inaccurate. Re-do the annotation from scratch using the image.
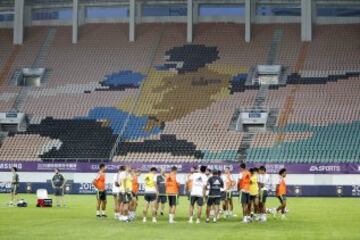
[309,165,341,172]
[37,163,77,171]
[0,182,11,193]
[264,164,285,174]
[78,183,112,194]
[0,163,23,170]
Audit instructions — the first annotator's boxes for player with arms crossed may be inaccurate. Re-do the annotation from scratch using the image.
[188,165,208,224]
[143,167,158,223]
[166,166,180,223]
[258,166,270,222]
[93,163,107,218]
[51,168,66,208]
[205,169,224,223]
[276,168,288,220]
[8,167,19,206]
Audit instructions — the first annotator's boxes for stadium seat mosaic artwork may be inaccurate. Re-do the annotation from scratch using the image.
[0,24,359,163]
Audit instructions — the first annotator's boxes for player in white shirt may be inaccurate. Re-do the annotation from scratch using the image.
[112,168,121,219]
[258,166,270,222]
[222,167,236,218]
[188,166,208,224]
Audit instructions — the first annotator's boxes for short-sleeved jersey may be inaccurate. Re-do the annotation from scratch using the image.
[166,172,179,195]
[207,176,224,197]
[94,172,106,191]
[118,171,132,193]
[222,173,234,191]
[112,173,120,194]
[258,173,270,191]
[190,173,208,197]
[52,173,64,187]
[276,177,287,196]
[156,175,166,195]
[249,175,259,196]
[144,173,157,193]
[239,170,251,192]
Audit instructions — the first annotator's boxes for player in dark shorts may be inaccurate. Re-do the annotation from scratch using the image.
[156,168,167,216]
[206,170,224,223]
[9,167,19,206]
[92,163,107,218]
[51,168,66,207]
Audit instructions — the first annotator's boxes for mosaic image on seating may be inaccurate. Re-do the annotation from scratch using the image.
[0,24,359,163]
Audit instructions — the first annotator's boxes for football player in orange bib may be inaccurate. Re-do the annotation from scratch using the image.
[166,166,180,223]
[276,168,288,220]
[92,163,107,218]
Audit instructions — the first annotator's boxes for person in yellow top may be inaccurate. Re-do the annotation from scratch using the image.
[118,166,133,222]
[249,168,259,221]
[143,167,158,223]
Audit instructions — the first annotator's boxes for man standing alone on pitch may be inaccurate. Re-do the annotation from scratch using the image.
[51,168,66,207]
[9,167,19,206]
[188,165,207,224]
[93,163,107,218]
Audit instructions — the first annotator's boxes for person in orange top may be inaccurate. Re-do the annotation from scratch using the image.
[92,163,107,218]
[238,163,251,223]
[276,168,288,220]
[129,168,140,220]
[166,166,180,223]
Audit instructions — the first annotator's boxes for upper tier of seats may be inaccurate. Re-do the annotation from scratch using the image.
[0,23,359,163]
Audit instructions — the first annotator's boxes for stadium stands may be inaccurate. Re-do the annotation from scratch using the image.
[0,23,359,163]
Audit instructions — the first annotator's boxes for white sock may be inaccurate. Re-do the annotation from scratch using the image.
[189,216,193,221]
[169,214,174,221]
[96,211,100,215]
[101,211,106,215]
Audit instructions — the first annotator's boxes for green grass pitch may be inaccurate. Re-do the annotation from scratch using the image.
[0,194,359,240]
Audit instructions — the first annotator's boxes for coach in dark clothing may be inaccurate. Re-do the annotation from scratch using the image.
[51,168,66,207]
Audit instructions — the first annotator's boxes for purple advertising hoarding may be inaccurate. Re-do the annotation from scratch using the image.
[0,161,359,174]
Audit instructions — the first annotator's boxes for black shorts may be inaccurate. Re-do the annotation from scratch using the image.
[54,187,64,196]
[168,195,177,207]
[11,185,18,195]
[96,190,107,201]
[240,191,250,204]
[119,192,132,204]
[221,192,226,201]
[144,193,157,203]
[132,192,138,200]
[259,190,268,203]
[157,195,167,204]
[249,194,258,201]
[278,195,287,204]
[207,196,221,206]
[190,196,204,207]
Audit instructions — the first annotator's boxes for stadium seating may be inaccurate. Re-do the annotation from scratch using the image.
[0,23,359,163]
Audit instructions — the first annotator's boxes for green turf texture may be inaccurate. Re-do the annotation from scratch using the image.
[0,194,359,240]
